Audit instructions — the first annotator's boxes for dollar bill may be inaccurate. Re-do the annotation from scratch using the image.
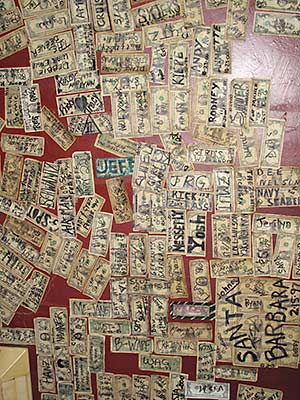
[236,163,257,203]
[32,51,77,80]
[149,43,167,84]
[132,375,150,400]
[189,259,212,302]
[292,234,300,279]
[42,106,75,151]
[167,189,212,211]
[167,255,188,298]
[252,213,299,234]
[1,153,23,200]
[150,296,168,336]
[131,90,151,136]
[111,335,153,353]
[206,0,227,7]
[184,0,204,23]
[19,0,67,17]
[0,27,28,60]
[260,119,285,168]
[68,113,112,135]
[130,295,149,336]
[214,167,235,213]
[107,0,134,32]
[101,53,149,73]
[34,317,53,356]
[22,270,50,313]
[94,130,141,157]
[90,0,111,32]
[57,383,75,400]
[167,210,187,255]
[101,74,148,95]
[256,0,300,12]
[170,301,215,320]
[167,171,213,192]
[53,238,82,278]
[169,42,189,90]
[37,233,62,273]
[96,373,114,399]
[1,133,44,156]
[5,86,23,128]
[229,79,251,127]
[150,86,170,134]
[57,202,76,242]
[38,162,60,209]
[256,185,300,207]
[55,70,100,95]
[0,264,30,298]
[211,258,253,277]
[231,213,251,257]
[88,335,105,373]
[68,249,98,291]
[249,78,271,127]
[129,233,148,276]
[139,354,182,373]
[37,356,56,393]
[83,257,110,299]
[0,67,32,86]
[212,214,232,258]
[150,375,169,400]
[226,0,249,40]
[54,345,73,382]
[73,356,91,393]
[96,157,134,178]
[215,365,257,382]
[186,381,230,399]
[18,158,42,204]
[271,233,295,278]
[168,322,213,340]
[254,11,300,37]
[0,194,26,220]
[169,373,188,400]
[254,166,300,187]
[237,127,259,167]
[128,278,170,297]
[5,214,44,249]
[106,177,133,224]
[50,307,68,345]
[252,232,272,276]
[160,132,193,172]
[41,394,57,400]
[114,375,132,400]
[207,77,228,128]
[29,31,74,61]
[72,151,94,197]
[187,212,207,256]
[57,91,104,117]
[211,24,231,74]
[70,298,112,318]
[110,277,129,319]
[237,384,283,400]
[190,27,211,78]
[25,10,70,38]
[170,90,190,131]
[148,235,167,280]
[56,157,76,196]
[69,0,90,24]
[196,342,216,381]
[73,23,96,71]
[96,31,143,53]
[89,318,130,336]
[143,20,193,46]
[70,316,88,355]
[155,337,197,356]
[76,195,105,238]
[132,0,183,28]
[0,227,39,264]
[0,242,33,278]
[110,233,128,276]
[89,212,113,256]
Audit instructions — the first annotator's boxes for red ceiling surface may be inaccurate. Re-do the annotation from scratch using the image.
[0,0,300,399]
